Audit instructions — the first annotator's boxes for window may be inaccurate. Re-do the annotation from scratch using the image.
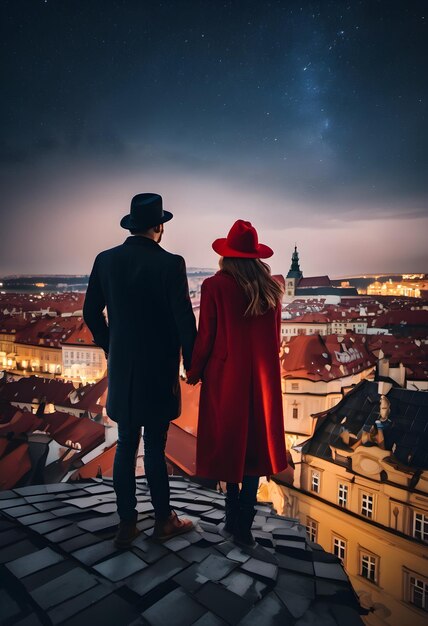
[404,571,428,612]
[360,552,378,583]
[333,536,346,564]
[361,493,373,518]
[311,470,320,493]
[306,517,318,542]
[292,407,299,419]
[338,483,348,508]
[413,512,428,543]
[291,383,299,391]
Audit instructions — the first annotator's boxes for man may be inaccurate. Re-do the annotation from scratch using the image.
[83,193,197,548]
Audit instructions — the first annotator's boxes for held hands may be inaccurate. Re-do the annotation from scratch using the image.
[185,371,201,385]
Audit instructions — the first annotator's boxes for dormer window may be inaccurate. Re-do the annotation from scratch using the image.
[311,470,320,493]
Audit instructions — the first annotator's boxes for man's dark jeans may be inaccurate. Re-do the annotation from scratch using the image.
[113,419,171,522]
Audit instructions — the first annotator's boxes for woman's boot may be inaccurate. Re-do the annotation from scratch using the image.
[222,490,240,536]
[233,502,257,548]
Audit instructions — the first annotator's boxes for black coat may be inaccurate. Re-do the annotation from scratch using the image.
[83,235,197,427]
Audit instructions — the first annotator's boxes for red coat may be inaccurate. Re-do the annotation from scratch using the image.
[187,270,288,483]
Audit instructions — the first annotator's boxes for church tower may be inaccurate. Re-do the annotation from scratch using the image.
[285,245,303,297]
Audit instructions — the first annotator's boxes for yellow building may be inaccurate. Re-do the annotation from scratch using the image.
[13,316,82,376]
[367,279,427,298]
[15,342,62,375]
[0,315,33,370]
[262,380,428,626]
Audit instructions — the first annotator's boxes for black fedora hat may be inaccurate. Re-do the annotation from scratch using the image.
[120,193,173,230]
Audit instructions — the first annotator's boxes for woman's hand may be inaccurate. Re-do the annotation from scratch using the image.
[186,372,200,385]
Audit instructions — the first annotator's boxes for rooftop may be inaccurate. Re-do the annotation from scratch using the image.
[15,316,82,348]
[281,334,376,382]
[0,292,85,316]
[0,375,75,406]
[303,379,428,470]
[0,476,365,625]
[62,323,98,347]
[297,276,332,288]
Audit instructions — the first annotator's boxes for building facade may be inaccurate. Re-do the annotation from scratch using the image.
[266,380,428,626]
[61,325,107,384]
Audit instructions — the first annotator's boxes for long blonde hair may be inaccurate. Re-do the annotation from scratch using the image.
[220,257,284,316]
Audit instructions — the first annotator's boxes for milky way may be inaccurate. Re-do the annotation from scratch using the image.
[0,1,427,275]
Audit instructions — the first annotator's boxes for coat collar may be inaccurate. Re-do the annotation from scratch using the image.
[123,235,159,247]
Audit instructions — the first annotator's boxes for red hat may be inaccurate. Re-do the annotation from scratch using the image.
[212,219,274,258]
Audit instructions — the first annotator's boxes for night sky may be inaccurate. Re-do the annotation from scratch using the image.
[1,0,427,276]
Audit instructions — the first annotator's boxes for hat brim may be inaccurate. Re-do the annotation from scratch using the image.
[120,210,173,230]
[212,238,273,259]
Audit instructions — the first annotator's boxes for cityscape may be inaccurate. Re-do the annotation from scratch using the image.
[0,245,427,625]
[2,0,427,625]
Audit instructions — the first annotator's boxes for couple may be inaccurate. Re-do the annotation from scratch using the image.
[83,193,288,550]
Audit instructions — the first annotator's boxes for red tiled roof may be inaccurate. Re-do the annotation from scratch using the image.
[39,411,105,451]
[0,292,85,315]
[297,276,332,288]
[0,403,23,425]
[289,312,329,324]
[0,314,34,334]
[0,439,32,489]
[367,335,428,373]
[174,380,200,436]
[0,406,106,455]
[38,411,76,436]
[69,444,117,479]
[165,422,197,475]
[406,364,428,381]
[372,310,428,328]
[15,316,82,347]
[0,410,43,436]
[0,375,75,405]
[61,322,97,346]
[273,274,285,288]
[281,333,376,381]
[59,377,108,414]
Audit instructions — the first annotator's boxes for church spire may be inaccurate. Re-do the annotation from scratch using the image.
[287,244,303,279]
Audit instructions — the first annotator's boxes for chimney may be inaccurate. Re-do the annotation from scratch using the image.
[378,357,390,378]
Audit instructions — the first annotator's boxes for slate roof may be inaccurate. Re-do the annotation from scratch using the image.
[303,379,428,470]
[0,476,365,625]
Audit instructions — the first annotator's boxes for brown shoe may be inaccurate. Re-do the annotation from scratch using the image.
[152,509,194,541]
[113,518,140,548]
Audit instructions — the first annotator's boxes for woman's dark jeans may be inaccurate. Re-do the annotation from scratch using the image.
[113,419,171,522]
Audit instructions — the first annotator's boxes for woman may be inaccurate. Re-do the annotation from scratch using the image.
[186,219,288,547]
